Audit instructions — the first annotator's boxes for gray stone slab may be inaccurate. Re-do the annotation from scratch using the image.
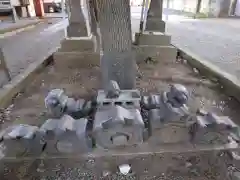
[0,71,9,87]
[97,89,141,109]
[67,0,88,37]
[93,105,144,149]
[39,115,91,154]
[0,124,43,157]
[145,19,166,33]
[59,39,95,52]
[135,32,171,46]
[134,45,177,63]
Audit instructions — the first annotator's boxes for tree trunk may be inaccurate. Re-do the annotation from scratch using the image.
[96,0,135,89]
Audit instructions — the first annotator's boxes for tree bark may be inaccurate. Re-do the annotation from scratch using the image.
[96,0,135,89]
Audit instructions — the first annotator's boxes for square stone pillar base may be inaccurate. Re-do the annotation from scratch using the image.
[134,32,177,63]
[53,37,100,70]
[67,23,89,37]
[0,71,9,87]
[145,19,166,33]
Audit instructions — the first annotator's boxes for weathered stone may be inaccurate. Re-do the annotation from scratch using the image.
[45,89,68,118]
[134,45,177,63]
[0,124,43,157]
[53,52,100,69]
[146,84,191,144]
[39,115,91,154]
[97,89,141,109]
[145,19,166,33]
[135,32,171,46]
[93,105,144,149]
[0,71,9,87]
[0,49,10,87]
[106,80,121,98]
[145,0,165,32]
[59,39,95,52]
[190,112,240,144]
[67,0,88,37]
[97,0,135,89]
[45,89,90,118]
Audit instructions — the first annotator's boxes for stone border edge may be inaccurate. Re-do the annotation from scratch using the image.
[0,47,59,109]
[176,45,240,102]
[0,21,42,38]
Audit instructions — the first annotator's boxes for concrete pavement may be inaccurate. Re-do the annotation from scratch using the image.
[0,18,67,79]
[131,6,240,80]
[166,19,240,79]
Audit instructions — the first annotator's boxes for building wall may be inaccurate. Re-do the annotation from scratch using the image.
[28,0,36,17]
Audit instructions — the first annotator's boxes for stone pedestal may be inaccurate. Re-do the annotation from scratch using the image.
[67,0,88,37]
[0,50,10,87]
[145,18,165,33]
[134,31,177,63]
[54,0,99,70]
[0,71,9,87]
[145,0,165,32]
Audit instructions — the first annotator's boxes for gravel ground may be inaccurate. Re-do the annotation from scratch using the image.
[0,56,240,179]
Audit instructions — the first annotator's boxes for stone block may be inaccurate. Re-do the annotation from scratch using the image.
[93,105,145,149]
[0,124,43,157]
[67,22,88,37]
[53,52,100,69]
[145,19,166,33]
[97,89,141,110]
[0,71,9,87]
[135,32,171,46]
[39,115,91,154]
[190,112,240,144]
[45,89,89,119]
[134,45,177,63]
[59,39,94,52]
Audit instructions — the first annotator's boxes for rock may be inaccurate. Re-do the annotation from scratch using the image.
[119,164,131,175]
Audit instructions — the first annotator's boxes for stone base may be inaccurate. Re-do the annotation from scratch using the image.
[53,52,100,70]
[145,19,166,33]
[134,45,177,63]
[0,71,9,87]
[67,23,88,37]
[59,39,95,52]
[135,32,171,46]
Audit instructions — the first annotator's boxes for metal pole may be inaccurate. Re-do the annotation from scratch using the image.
[143,0,150,30]
[166,0,170,20]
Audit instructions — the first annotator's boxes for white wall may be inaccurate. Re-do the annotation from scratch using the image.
[28,0,36,17]
[11,0,20,6]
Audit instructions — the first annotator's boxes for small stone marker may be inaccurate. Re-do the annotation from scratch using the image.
[0,48,10,87]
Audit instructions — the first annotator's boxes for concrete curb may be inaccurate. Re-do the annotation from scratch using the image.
[176,46,240,102]
[0,21,42,38]
[0,47,59,109]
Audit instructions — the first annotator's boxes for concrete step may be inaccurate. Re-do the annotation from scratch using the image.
[53,52,100,70]
[135,32,171,46]
[134,45,177,63]
[59,39,95,52]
